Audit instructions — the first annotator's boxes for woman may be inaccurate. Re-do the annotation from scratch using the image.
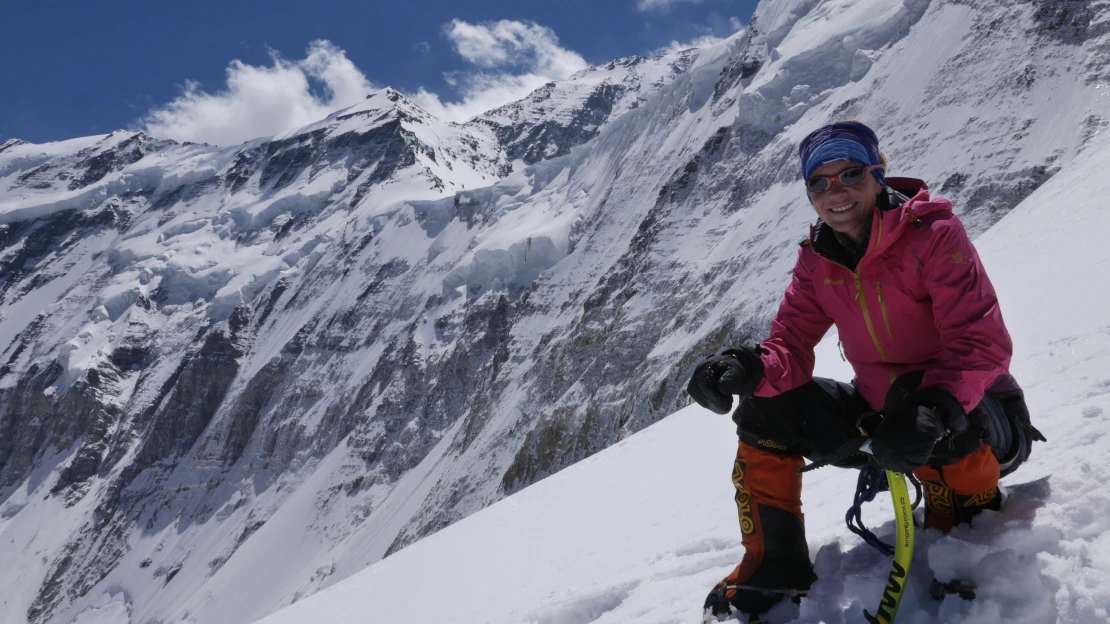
[687,121,1041,620]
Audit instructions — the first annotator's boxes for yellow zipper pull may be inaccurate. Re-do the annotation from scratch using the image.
[876,281,883,303]
[854,273,862,301]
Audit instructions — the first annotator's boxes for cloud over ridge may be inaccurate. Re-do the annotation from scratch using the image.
[410,19,589,123]
[140,40,375,146]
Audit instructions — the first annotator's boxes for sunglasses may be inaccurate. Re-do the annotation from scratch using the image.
[806,166,877,193]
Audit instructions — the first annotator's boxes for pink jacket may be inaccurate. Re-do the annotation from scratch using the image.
[755,178,1013,413]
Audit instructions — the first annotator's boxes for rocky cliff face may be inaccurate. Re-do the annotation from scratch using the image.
[2,1,1109,622]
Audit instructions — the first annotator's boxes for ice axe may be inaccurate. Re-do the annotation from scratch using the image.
[800,437,915,623]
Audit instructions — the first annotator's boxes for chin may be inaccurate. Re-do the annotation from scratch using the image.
[828,219,864,236]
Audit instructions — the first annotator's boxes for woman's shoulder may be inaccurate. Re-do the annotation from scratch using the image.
[906,198,966,238]
[886,178,952,214]
[795,233,825,273]
[887,178,964,233]
[897,196,979,265]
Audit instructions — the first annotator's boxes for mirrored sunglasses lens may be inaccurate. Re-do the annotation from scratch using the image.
[838,168,866,185]
[807,177,830,193]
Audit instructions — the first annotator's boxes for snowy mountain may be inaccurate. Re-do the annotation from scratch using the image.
[258,120,1110,624]
[469,50,699,166]
[2,1,1110,623]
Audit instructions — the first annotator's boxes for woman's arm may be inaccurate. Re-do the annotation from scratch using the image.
[919,215,1013,412]
[756,248,835,396]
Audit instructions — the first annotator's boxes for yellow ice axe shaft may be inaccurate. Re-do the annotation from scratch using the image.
[796,438,916,623]
[863,468,915,624]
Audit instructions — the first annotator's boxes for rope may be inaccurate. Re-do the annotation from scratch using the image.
[845,463,895,556]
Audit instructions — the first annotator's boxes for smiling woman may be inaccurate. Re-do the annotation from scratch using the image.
[806,161,883,240]
[688,119,1041,620]
[800,122,889,248]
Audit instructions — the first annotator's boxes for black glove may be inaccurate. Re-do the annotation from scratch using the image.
[870,379,968,473]
[870,404,944,473]
[686,348,765,415]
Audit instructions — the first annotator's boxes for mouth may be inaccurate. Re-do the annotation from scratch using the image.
[828,202,857,214]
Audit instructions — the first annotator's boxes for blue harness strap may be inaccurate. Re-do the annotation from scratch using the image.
[800,438,926,556]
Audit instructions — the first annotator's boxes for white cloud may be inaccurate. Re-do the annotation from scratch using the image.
[649,12,747,56]
[409,19,588,123]
[636,0,702,13]
[651,34,725,56]
[141,40,375,146]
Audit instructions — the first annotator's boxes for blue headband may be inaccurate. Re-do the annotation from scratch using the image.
[799,121,885,187]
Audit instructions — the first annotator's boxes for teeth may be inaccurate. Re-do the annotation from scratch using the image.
[830,203,855,213]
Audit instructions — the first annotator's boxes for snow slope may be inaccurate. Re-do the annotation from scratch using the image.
[257,115,1110,624]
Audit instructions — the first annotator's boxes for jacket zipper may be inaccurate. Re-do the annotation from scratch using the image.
[812,213,899,383]
[854,273,889,363]
[873,280,898,383]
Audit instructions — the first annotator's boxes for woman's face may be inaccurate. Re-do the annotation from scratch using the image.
[807,160,881,240]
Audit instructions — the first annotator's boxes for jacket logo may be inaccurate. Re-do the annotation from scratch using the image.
[824,278,845,285]
[757,438,788,450]
[950,252,968,265]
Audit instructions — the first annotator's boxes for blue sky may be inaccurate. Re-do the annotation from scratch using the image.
[1,0,756,146]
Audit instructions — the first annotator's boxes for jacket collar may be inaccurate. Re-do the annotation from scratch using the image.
[806,177,949,269]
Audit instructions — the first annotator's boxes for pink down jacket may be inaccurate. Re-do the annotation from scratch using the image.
[754,177,1013,413]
